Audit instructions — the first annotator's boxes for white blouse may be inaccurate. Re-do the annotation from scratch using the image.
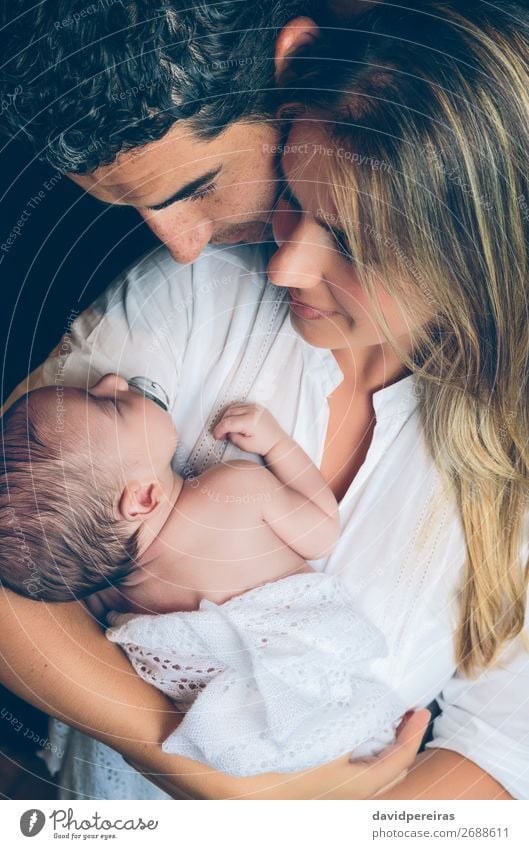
[13,244,529,800]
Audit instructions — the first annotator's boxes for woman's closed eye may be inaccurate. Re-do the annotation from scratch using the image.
[315,215,354,262]
[331,228,353,262]
[280,181,353,261]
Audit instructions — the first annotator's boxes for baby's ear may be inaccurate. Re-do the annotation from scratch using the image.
[118,481,162,521]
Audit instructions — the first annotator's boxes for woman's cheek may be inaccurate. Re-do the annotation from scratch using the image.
[334,270,402,333]
[374,288,417,336]
[329,269,368,319]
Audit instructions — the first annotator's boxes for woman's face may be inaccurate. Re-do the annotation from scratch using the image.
[268,121,431,353]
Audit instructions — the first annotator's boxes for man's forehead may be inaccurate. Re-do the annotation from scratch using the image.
[68,120,227,205]
[69,121,212,194]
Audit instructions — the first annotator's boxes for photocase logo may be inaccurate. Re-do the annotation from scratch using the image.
[20,809,46,837]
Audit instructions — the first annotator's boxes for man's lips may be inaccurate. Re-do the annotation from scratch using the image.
[212,222,272,245]
[212,231,247,245]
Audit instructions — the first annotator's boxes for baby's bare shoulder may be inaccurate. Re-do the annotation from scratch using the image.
[185,460,275,521]
[198,459,275,495]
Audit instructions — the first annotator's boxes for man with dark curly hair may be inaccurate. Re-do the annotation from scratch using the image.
[0,0,321,263]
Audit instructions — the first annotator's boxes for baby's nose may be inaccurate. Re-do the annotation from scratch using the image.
[90,373,129,396]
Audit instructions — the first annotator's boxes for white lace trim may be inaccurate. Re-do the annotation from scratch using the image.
[107,573,405,776]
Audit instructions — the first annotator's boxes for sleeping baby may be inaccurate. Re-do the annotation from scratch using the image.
[0,372,404,776]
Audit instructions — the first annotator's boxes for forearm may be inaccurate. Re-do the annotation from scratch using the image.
[0,588,293,799]
[125,750,299,800]
[375,749,513,800]
[125,750,358,800]
[112,708,432,800]
[0,588,180,754]
[265,436,338,519]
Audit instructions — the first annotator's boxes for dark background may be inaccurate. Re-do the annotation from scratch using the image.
[0,131,158,798]
[0,133,158,405]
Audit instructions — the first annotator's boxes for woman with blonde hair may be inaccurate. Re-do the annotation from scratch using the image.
[266,0,529,794]
[1,0,528,798]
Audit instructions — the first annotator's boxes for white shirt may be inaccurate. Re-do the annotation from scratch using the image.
[14,244,529,799]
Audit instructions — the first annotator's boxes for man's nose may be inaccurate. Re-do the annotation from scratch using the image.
[90,373,129,397]
[139,207,213,264]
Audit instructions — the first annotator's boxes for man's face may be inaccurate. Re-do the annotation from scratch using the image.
[69,120,282,264]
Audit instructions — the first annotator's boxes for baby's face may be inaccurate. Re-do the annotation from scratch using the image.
[87,373,178,476]
[40,373,178,480]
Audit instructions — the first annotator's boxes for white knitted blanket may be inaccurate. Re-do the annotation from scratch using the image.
[106,573,404,777]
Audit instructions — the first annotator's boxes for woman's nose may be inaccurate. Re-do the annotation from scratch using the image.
[90,373,129,397]
[269,205,324,290]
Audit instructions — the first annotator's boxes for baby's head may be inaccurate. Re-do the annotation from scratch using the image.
[0,374,178,602]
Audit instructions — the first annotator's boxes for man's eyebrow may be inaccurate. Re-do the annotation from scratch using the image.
[87,166,223,211]
[145,166,223,210]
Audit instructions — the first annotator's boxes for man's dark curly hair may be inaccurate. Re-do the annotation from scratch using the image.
[0,0,312,173]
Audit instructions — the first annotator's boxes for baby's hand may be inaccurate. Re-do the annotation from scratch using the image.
[212,403,286,455]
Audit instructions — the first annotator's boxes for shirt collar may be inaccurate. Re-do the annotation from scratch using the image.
[372,373,418,421]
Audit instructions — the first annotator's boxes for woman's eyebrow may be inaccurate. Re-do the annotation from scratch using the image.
[279,176,346,238]
[281,180,302,210]
[277,160,348,244]
[277,159,300,207]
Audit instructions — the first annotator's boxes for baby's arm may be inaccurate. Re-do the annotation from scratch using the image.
[213,404,340,560]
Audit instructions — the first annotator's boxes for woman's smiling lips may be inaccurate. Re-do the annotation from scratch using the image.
[288,292,339,320]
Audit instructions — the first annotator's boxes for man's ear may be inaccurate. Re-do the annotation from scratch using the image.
[117,480,162,522]
[274,16,320,84]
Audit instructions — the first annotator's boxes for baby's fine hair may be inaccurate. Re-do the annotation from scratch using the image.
[0,389,139,602]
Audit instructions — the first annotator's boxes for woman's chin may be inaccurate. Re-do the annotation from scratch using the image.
[290,310,353,348]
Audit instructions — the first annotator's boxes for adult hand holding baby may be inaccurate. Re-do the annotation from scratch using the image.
[123,709,430,799]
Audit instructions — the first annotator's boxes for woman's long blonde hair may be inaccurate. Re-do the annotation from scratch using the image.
[284,0,529,674]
